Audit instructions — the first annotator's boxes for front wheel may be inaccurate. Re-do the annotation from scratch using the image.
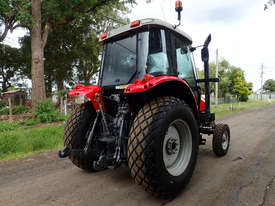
[128,97,199,197]
[212,123,230,156]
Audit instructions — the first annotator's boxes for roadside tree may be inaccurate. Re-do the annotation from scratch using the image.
[263,79,275,92]
[0,0,135,108]
[0,44,25,92]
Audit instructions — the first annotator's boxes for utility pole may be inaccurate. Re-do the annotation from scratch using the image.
[215,49,219,105]
[260,64,264,101]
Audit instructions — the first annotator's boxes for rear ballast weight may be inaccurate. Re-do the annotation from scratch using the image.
[59,4,230,197]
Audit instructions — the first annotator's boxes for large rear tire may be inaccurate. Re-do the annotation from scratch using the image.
[63,101,99,171]
[128,97,199,197]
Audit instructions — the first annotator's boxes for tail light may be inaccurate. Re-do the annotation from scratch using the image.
[100,32,107,40]
[130,20,141,28]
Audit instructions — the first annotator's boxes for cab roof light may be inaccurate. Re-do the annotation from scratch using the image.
[130,20,141,28]
[100,32,107,40]
[175,0,183,11]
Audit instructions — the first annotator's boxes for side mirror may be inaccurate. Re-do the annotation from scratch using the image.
[201,34,211,62]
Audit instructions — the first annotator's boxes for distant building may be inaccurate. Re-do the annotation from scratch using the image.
[1,90,27,105]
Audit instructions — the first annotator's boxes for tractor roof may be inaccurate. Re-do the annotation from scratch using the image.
[100,18,192,44]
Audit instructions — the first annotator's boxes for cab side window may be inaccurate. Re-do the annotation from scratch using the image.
[174,35,196,87]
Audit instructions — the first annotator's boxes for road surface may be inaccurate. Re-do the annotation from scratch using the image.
[0,105,275,206]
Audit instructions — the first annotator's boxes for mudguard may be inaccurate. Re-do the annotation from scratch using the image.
[124,74,200,118]
[69,84,105,112]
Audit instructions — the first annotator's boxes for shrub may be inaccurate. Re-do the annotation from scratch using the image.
[0,104,30,115]
[34,99,65,123]
[0,101,6,109]
[0,107,9,115]
[0,121,20,133]
[12,105,30,114]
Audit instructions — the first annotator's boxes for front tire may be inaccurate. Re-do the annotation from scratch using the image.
[212,123,230,156]
[63,101,99,171]
[128,97,199,197]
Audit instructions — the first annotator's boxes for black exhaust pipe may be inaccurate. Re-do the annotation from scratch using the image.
[201,34,212,115]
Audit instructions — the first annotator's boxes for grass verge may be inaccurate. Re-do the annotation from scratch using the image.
[212,100,275,117]
[0,124,64,161]
[0,100,274,161]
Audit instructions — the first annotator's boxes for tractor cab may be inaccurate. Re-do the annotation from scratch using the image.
[99,19,197,90]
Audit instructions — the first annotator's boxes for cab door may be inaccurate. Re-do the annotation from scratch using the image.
[171,33,200,103]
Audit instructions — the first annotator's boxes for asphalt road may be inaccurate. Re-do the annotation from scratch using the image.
[1,105,275,206]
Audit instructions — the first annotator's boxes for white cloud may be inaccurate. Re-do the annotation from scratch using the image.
[128,0,275,90]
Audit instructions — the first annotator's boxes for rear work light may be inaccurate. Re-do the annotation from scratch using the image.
[130,20,141,28]
[100,32,107,40]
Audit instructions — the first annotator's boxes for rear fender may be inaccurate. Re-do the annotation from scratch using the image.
[124,74,200,121]
[69,84,105,112]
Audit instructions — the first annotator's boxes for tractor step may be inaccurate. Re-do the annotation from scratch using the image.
[58,146,71,158]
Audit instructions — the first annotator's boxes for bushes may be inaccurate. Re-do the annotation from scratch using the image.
[0,107,9,115]
[34,99,66,123]
[12,105,30,114]
[0,104,30,115]
[0,101,6,109]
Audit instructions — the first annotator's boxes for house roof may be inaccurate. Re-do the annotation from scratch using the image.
[3,90,25,95]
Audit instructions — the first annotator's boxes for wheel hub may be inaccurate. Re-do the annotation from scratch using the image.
[166,138,179,155]
[162,119,192,176]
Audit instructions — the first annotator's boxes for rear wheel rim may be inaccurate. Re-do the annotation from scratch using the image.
[222,130,229,150]
[163,119,192,176]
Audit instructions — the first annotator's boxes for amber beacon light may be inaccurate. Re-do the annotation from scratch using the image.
[174,0,183,29]
[175,0,183,12]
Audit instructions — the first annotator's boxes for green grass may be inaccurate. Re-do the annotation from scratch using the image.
[0,124,64,160]
[211,100,275,117]
[0,99,274,161]
[0,121,21,133]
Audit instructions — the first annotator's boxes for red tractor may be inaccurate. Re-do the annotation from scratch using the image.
[59,1,230,198]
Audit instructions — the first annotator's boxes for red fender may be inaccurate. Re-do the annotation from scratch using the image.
[69,84,105,112]
[124,74,200,117]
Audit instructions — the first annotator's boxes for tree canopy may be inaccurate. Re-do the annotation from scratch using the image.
[265,0,275,10]
[263,79,275,92]
[197,59,253,102]
[0,0,135,107]
[0,44,26,92]
[19,0,130,97]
